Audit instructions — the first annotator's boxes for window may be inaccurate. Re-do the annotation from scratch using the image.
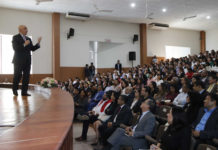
[165,45,191,59]
[0,34,32,74]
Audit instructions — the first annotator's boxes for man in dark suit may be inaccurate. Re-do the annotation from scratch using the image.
[12,25,41,96]
[84,64,90,79]
[98,95,132,145]
[192,93,218,149]
[89,62,95,79]
[193,81,208,107]
[96,99,156,150]
[115,60,122,74]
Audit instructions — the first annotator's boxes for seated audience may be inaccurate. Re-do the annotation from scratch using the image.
[92,91,119,145]
[154,83,168,103]
[165,84,179,102]
[186,68,194,79]
[140,87,152,101]
[72,87,80,102]
[206,74,217,94]
[200,70,209,87]
[104,91,120,115]
[172,84,190,107]
[147,73,155,86]
[111,79,121,92]
[60,50,218,149]
[130,90,142,114]
[193,81,208,107]
[120,80,129,94]
[98,99,156,150]
[87,85,104,111]
[183,91,202,125]
[155,74,164,86]
[149,81,158,97]
[98,95,132,145]
[192,93,218,149]
[75,92,112,141]
[74,89,88,118]
[124,86,134,106]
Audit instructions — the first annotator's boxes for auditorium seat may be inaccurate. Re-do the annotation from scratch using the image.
[145,124,166,145]
[213,138,218,146]
[197,144,217,150]
[155,105,171,124]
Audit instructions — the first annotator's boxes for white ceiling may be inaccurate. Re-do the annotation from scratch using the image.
[0,0,218,30]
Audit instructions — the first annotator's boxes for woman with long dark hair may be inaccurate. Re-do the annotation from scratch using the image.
[151,107,191,150]
[183,91,202,125]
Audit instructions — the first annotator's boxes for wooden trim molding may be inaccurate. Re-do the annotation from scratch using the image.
[60,67,85,81]
[0,74,52,84]
[140,24,147,65]
[52,13,61,80]
[200,31,206,53]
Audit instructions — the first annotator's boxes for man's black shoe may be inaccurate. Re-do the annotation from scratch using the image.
[13,90,18,96]
[22,93,31,96]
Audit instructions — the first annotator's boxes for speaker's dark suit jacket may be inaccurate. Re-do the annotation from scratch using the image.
[12,34,40,64]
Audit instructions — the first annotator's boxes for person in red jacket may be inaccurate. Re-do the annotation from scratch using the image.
[186,68,194,79]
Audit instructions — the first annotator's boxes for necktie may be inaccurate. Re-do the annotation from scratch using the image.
[134,114,142,126]
[23,35,26,41]
[113,106,121,122]
[132,114,142,132]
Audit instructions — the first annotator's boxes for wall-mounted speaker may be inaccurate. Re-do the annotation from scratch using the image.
[67,28,74,39]
[129,51,136,61]
[133,34,138,43]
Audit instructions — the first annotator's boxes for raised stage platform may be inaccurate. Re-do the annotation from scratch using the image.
[0,87,74,150]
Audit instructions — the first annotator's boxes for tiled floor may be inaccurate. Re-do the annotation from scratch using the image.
[73,122,97,150]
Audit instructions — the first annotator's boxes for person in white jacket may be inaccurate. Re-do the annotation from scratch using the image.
[173,84,190,107]
[75,91,113,142]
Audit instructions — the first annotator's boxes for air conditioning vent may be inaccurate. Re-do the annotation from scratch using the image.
[66,12,91,21]
[149,23,169,30]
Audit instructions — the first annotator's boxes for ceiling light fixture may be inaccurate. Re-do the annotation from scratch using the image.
[206,16,211,19]
[130,3,136,8]
[162,8,167,12]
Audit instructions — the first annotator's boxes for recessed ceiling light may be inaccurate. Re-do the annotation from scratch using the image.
[162,8,167,12]
[130,3,136,8]
[206,16,211,19]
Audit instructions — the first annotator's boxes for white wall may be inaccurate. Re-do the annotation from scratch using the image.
[0,8,52,74]
[97,42,136,68]
[147,28,200,57]
[60,15,140,68]
[206,28,218,51]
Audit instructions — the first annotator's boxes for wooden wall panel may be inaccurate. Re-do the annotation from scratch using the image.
[140,24,147,65]
[60,67,85,81]
[200,31,206,53]
[52,13,61,80]
[0,74,52,84]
